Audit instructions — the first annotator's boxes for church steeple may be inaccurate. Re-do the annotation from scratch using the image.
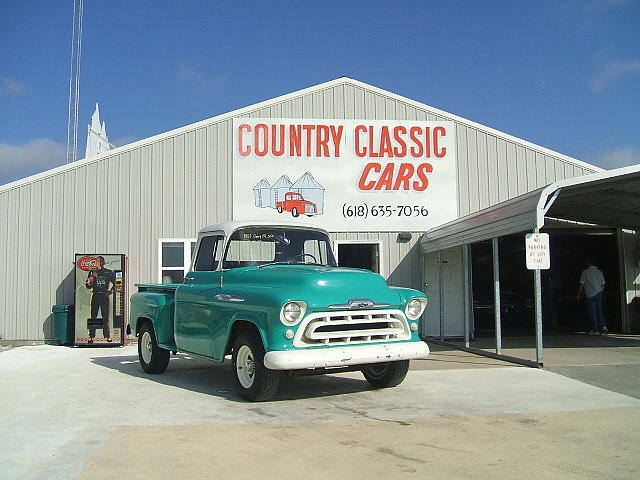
[84,103,112,159]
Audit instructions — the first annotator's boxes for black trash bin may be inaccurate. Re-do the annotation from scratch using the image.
[52,304,74,346]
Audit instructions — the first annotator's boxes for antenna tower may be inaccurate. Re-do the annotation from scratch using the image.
[66,0,84,164]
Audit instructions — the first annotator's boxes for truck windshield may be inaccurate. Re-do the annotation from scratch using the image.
[222,228,337,269]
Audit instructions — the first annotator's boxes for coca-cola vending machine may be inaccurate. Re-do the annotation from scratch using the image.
[74,254,127,346]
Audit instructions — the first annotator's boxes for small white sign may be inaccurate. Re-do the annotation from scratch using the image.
[525,233,550,270]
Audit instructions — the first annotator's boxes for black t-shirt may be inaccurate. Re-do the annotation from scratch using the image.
[86,268,115,294]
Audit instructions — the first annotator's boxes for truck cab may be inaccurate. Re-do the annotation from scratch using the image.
[130,221,429,401]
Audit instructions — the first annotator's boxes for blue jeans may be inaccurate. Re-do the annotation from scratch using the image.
[585,292,606,332]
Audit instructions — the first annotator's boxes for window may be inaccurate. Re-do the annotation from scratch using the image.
[222,227,337,269]
[304,239,329,264]
[158,238,197,283]
[194,236,224,271]
[335,241,382,275]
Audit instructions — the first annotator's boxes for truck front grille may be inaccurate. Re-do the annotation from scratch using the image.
[293,309,410,347]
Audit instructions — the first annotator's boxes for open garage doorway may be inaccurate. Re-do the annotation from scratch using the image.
[336,242,381,274]
[471,230,622,338]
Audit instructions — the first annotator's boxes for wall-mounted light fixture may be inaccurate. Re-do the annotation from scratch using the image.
[397,232,412,243]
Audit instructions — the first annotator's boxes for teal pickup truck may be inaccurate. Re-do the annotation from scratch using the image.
[129,221,429,401]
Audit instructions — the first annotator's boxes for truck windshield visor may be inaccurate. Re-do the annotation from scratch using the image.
[223,228,337,269]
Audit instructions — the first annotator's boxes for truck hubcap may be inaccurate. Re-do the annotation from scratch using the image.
[141,331,153,364]
[236,345,256,388]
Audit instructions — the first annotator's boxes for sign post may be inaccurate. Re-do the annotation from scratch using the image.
[525,232,549,366]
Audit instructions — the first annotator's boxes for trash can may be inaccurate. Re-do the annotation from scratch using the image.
[52,304,74,346]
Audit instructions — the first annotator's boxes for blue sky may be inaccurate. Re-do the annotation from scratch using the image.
[1,0,638,185]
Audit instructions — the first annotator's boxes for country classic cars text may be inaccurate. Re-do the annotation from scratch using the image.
[236,121,452,192]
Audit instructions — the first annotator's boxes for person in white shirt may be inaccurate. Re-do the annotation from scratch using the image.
[576,260,607,335]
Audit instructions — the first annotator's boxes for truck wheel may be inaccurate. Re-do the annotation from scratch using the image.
[361,360,410,388]
[277,206,283,213]
[138,322,170,374]
[291,207,299,218]
[232,331,280,401]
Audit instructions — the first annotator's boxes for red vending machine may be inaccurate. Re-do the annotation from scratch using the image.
[74,254,127,346]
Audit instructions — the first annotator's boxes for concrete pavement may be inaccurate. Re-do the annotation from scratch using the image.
[1,344,639,479]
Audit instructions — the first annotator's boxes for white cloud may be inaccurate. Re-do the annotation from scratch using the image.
[0,139,66,185]
[596,146,640,169]
[0,77,26,97]
[177,63,229,93]
[590,59,640,93]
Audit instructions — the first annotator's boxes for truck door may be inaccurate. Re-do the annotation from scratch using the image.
[174,235,224,357]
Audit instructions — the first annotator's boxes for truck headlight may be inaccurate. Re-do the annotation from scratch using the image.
[280,301,307,326]
[406,298,427,320]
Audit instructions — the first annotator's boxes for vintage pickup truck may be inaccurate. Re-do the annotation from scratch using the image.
[129,221,429,401]
[276,191,318,217]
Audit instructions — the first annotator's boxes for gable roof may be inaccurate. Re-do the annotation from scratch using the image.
[253,178,271,189]
[291,171,324,189]
[272,175,292,188]
[0,77,602,194]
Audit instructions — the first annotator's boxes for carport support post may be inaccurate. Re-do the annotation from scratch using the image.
[463,244,470,348]
[439,250,445,341]
[492,238,502,355]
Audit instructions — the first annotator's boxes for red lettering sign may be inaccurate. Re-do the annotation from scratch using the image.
[77,256,99,271]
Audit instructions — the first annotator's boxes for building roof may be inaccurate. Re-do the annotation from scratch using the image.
[271,175,292,188]
[291,171,324,189]
[253,178,271,189]
[0,76,603,194]
[420,164,640,253]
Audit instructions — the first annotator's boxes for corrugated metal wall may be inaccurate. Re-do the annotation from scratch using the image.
[0,79,599,341]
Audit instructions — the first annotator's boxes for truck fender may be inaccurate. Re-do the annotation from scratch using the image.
[224,316,268,357]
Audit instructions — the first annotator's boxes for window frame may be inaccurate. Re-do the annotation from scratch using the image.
[193,234,225,272]
[158,238,197,283]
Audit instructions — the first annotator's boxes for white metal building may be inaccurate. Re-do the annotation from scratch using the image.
[1,77,637,359]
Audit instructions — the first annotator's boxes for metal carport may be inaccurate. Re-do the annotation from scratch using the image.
[420,164,640,367]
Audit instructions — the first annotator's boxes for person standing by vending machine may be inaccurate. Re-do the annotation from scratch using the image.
[85,256,116,342]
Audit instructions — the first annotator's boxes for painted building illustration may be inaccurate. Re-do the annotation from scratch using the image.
[269,175,292,208]
[253,172,325,216]
[253,178,271,208]
[290,171,325,214]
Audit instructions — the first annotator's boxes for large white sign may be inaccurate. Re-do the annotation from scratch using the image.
[525,233,550,270]
[232,118,458,231]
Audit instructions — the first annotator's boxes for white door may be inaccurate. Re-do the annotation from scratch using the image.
[421,246,465,337]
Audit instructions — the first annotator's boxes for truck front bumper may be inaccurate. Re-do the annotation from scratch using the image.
[263,341,429,370]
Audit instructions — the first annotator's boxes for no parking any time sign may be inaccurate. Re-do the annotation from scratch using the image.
[525,233,550,270]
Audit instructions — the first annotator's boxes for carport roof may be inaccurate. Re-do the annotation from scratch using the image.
[420,164,640,253]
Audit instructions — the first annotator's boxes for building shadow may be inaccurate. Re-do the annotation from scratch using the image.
[458,334,640,350]
[43,268,75,343]
[388,236,421,289]
[90,353,372,402]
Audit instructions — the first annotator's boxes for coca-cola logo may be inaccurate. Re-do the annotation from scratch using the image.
[78,256,99,271]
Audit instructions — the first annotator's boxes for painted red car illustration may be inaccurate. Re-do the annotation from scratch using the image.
[276,192,318,217]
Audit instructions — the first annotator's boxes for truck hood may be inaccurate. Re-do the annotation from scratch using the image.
[224,265,402,307]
